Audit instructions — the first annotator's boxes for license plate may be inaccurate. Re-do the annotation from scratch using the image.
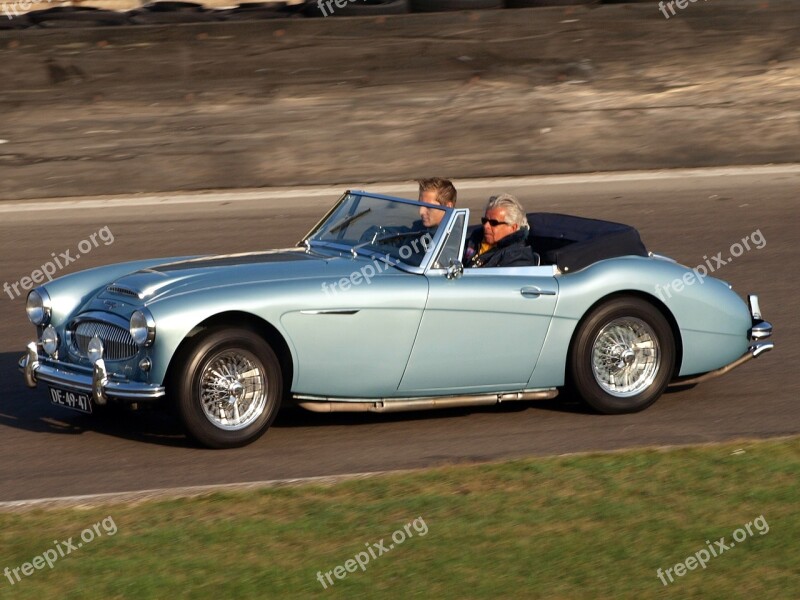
[49,387,93,414]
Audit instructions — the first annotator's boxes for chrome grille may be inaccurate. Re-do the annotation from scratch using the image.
[72,320,138,361]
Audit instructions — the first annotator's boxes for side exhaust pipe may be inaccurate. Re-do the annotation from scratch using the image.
[296,389,558,413]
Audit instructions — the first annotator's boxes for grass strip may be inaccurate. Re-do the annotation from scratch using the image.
[0,436,798,599]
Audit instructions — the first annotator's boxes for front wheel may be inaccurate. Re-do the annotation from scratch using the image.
[172,328,282,448]
[569,297,675,414]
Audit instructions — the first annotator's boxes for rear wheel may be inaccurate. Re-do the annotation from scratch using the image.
[569,297,674,414]
[173,328,282,448]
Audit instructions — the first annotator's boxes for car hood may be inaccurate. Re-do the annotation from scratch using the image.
[98,248,374,302]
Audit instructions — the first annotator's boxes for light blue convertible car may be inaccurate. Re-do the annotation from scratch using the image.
[19,192,774,447]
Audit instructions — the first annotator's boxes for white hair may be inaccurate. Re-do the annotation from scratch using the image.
[486,193,529,230]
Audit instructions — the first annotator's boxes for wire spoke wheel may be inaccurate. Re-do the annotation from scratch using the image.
[569,297,674,414]
[591,317,660,398]
[173,327,282,448]
[199,349,267,430]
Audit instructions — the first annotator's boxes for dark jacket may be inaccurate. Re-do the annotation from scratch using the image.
[463,228,538,268]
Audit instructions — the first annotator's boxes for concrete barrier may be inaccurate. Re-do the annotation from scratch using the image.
[0,1,798,199]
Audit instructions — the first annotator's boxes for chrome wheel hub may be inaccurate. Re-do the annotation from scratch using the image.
[591,317,660,398]
[199,350,267,430]
[226,380,244,406]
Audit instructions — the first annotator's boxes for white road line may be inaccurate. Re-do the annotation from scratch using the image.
[1,164,798,214]
[0,470,409,512]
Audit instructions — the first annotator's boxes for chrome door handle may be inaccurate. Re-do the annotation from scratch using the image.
[520,286,556,298]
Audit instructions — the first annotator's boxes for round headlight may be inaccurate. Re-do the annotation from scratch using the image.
[26,289,51,326]
[130,309,156,347]
[41,325,59,356]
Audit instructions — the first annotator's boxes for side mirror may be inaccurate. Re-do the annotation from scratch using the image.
[445,259,464,280]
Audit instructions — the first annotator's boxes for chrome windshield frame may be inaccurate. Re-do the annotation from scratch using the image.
[300,190,456,274]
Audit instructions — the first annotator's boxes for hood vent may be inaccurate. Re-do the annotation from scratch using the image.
[106,284,142,299]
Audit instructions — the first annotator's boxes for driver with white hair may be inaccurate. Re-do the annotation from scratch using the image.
[463,193,538,268]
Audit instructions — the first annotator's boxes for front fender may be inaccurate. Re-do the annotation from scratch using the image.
[144,279,307,385]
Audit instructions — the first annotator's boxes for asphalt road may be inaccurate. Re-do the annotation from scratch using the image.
[0,167,797,503]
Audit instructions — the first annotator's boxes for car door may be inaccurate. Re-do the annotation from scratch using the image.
[398,212,558,393]
[281,267,429,398]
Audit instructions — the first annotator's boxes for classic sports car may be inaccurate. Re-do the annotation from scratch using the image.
[19,191,773,448]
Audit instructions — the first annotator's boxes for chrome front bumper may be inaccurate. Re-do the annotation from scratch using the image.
[668,293,774,387]
[19,342,165,405]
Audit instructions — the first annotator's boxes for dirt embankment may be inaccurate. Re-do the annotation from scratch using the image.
[1,1,798,200]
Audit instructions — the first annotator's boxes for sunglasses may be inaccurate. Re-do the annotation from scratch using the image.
[481,217,510,227]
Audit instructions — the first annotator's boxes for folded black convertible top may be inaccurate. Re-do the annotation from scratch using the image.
[526,212,648,273]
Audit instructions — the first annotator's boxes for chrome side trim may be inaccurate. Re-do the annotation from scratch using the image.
[668,341,774,388]
[295,388,558,413]
[19,345,165,401]
[300,309,360,315]
[459,265,559,277]
[648,252,677,263]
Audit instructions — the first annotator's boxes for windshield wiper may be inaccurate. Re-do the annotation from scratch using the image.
[328,207,372,234]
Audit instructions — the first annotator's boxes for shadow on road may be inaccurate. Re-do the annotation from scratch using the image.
[0,351,191,448]
[1,350,596,447]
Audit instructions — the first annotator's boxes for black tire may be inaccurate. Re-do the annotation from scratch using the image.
[303,0,409,17]
[569,297,674,414]
[172,328,282,448]
[410,0,502,11]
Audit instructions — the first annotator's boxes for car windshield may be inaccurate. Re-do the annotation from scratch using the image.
[306,193,447,268]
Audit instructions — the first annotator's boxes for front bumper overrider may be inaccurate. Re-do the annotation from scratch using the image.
[19,342,165,405]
